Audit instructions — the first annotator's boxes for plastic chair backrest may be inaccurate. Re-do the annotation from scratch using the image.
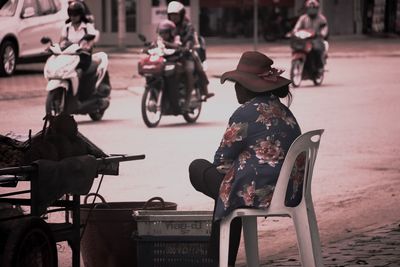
[269,129,324,212]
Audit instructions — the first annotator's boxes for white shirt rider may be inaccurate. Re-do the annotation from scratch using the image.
[60,21,97,44]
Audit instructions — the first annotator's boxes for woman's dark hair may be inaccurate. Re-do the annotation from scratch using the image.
[67,1,89,23]
[247,84,292,106]
[270,84,293,106]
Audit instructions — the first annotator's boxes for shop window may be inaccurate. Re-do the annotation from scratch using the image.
[37,0,54,15]
[111,0,118,32]
[126,0,136,32]
[53,0,62,12]
[101,0,107,32]
[22,0,38,17]
[111,0,136,32]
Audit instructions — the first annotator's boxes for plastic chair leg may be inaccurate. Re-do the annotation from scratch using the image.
[292,204,323,267]
[242,216,260,267]
[219,217,232,267]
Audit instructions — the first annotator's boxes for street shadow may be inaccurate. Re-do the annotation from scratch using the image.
[0,69,42,78]
[14,69,43,75]
[76,118,130,125]
[292,82,340,89]
[157,121,225,129]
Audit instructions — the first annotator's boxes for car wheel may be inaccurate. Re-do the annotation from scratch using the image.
[0,41,17,77]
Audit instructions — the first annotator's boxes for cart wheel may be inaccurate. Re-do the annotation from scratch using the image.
[1,217,58,267]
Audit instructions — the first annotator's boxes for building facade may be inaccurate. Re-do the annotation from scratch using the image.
[85,0,199,46]
[85,0,399,47]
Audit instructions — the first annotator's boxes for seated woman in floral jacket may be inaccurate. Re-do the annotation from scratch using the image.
[189,51,301,266]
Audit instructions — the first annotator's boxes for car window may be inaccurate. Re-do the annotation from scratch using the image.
[22,0,39,17]
[0,0,19,17]
[53,0,62,12]
[37,0,54,15]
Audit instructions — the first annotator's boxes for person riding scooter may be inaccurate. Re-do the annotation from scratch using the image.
[152,19,184,114]
[156,19,181,49]
[291,0,328,75]
[60,1,109,104]
[167,1,214,111]
[60,1,98,78]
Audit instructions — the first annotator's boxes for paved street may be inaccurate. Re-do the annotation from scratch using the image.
[262,223,400,267]
[0,35,400,267]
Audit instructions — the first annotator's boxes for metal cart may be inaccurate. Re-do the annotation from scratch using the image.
[0,154,145,267]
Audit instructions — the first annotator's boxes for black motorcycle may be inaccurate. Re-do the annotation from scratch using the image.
[137,35,203,128]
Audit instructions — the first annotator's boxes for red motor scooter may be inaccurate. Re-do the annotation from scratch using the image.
[137,35,202,128]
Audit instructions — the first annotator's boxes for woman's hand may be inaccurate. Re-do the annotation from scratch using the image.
[79,39,94,51]
[60,40,73,49]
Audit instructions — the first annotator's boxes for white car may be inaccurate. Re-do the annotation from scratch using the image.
[0,0,68,76]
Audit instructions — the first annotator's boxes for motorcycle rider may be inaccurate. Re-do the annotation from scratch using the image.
[153,19,184,114]
[60,0,98,78]
[167,1,214,111]
[292,0,328,75]
[156,19,181,49]
[59,1,110,110]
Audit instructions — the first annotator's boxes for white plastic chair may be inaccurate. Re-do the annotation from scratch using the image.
[219,129,324,267]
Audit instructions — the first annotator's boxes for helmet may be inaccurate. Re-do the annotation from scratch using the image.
[167,1,184,14]
[305,0,320,8]
[68,1,85,18]
[157,19,176,35]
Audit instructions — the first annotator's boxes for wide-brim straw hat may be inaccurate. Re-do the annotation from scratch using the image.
[220,51,291,92]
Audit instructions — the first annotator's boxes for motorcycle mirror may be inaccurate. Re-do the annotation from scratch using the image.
[138,34,147,42]
[41,36,52,44]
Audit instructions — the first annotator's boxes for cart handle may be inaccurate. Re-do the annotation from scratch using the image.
[0,154,146,176]
[97,154,145,164]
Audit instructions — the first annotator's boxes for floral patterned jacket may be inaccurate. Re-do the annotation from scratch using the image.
[213,95,301,220]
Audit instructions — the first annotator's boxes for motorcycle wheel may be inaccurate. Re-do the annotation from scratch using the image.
[45,87,66,115]
[290,59,303,87]
[183,88,202,123]
[1,217,58,267]
[141,87,162,128]
[89,110,105,121]
[313,69,324,86]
